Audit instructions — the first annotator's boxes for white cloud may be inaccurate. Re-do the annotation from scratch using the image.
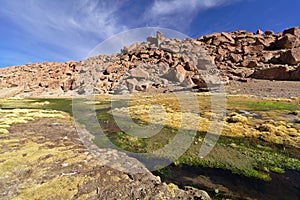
[0,0,128,60]
[145,0,240,29]
[0,0,242,66]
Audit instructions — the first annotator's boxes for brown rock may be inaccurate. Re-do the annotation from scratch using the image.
[163,52,173,64]
[243,45,264,54]
[226,45,236,52]
[105,63,120,74]
[265,30,274,35]
[229,54,242,63]
[251,65,292,80]
[241,59,259,68]
[184,62,196,71]
[201,33,220,43]
[283,26,300,37]
[259,52,274,62]
[146,31,165,47]
[217,47,227,56]
[275,34,300,49]
[181,73,195,87]
[65,70,72,76]
[121,42,139,54]
[256,29,264,35]
[280,47,300,65]
[121,55,130,61]
[129,67,149,79]
[221,32,235,44]
[230,68,254,78]
[140,54,150,59]
[255,38,270,47]
[211,35,229,46]
[130,55,138,62]
[158,62,170,73]
[290,66,300,80]
[62,79,74,92]
[165,65,186,83]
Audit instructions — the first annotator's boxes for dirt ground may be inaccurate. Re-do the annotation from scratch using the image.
[0,116,209,200]
[226,79,300,98]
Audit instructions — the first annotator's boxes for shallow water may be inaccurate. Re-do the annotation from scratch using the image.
[92,97,300,199]
[155,164,300,200]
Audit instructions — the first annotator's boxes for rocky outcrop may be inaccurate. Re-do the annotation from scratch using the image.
[76,33,221,95]
[196,26,300,81]
[0,61,81,96]
[0,26,300,97]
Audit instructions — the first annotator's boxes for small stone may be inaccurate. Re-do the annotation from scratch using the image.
[140,54,149,59]
[226,113,247,123]
[256,29,264,35]
[265,30,274,35]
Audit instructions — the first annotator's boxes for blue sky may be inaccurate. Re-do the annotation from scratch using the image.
[0,0,299,68]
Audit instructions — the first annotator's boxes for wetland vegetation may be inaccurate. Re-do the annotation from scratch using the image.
[0,94,299,199]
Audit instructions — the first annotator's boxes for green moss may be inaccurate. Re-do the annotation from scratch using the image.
[230,101,300,111]
[155,166,171,178]
[270,167,285,174]
[1,95,299,183]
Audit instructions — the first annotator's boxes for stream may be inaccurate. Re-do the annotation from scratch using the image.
[154,164,300,200]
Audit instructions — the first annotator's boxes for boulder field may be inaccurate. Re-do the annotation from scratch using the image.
[0,27,299,97]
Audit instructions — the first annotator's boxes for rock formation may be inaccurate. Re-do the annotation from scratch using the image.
[0,26,299,97]
[0,61,81,96]
[196,26,300,81]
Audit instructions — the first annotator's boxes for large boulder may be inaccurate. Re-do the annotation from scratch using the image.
[280,47,300,65]
[283,26,300,37]
[165,65,186,83]
[129,67,149,79]
[251,65,293,80]
[290,66,300,80]
[274,34,300,49]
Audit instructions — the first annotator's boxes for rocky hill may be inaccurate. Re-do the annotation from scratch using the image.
[0,27,299,97]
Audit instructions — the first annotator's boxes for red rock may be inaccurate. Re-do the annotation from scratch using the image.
[283,27,300,37]
[105,63,120,74]
[217,47,227,56]
[255,38,270,47]
[221,32,235,44]
[184,62,196,71]
[241,59,259,68]
[251,65,292,80]
[290,66,300,80]
[243,45,264,55]
[275,34,300,49]
[280,47,300,65]
[265,30,274,35]
[140,54,150,59]
[212,36,229,46]
[229,54,242,63]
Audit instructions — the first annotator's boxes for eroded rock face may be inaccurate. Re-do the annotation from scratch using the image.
[1,26,300,97]
[0,61,81,97]
[197,26,300,81]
